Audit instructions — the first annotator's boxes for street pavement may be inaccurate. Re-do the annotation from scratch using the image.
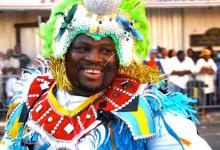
[198,111,220,150]
[0,112,219,149]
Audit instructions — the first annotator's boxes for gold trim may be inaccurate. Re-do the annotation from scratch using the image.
[48,84,103,117]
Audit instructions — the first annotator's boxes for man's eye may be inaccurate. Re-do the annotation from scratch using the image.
[101,49,114,55]
[73,47,88,52]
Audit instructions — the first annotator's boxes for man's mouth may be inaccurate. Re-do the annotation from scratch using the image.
[81,67,103,80]
[85,69,102,74]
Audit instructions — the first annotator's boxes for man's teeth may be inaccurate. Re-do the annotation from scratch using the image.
[85,69,101,73]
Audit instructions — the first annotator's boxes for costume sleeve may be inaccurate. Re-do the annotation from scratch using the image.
[2,63,52,149]
[146,113,211,150]
[143,81,211,150]
[2,100,27,149]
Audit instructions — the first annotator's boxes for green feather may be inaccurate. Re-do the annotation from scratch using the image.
[40,0,81,58]
[40,0,150,62]
[120,0,150,62]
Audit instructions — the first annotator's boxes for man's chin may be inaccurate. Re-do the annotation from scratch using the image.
[79,84,104,94]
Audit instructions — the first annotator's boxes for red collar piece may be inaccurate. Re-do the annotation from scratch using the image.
[28,74,140,141]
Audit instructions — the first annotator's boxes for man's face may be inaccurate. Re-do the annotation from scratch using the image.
[150,52,158,59]
[203,55,211,61]
[14,45,21,53]
[6,49,13,58]
[177,53,185,62]
[65,34,119,96]
[161,48,167,58]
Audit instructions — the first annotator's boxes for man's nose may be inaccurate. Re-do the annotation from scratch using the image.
[85,49,103,63]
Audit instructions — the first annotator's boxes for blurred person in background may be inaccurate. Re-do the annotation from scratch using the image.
[195,49,217,109]
[13,44,31,69]
[31,54,46,72]
[0,52,4,75]
[143,47,162,71]
[187,48,197,63]
[1,49,20,108]
[168,49,176,58]
[5,68,21,103]
[168,50,195,93]
[158,47,170,74]
[2,49,20,75]
[215,52,220,105]
[206,46,214,59]
[0,52,5,108]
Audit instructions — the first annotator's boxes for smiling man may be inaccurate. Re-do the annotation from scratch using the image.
[2,0,211,150]
[65,34,119,96]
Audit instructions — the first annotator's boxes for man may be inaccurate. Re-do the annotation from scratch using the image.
[13,44,31,69]
[196,49,217,106]
[187,48,197,63]
[168,50,195,93]
[143,48,162,71]
[2,49,20,75]
[158,47,170,74]
[2,0,211,149]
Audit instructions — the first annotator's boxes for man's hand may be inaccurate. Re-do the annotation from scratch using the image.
[171,70,192,76]
[199,67,215,75]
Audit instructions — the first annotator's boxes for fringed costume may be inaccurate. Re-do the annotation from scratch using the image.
[1,0,211,150]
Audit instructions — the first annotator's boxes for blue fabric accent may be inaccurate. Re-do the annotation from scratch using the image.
[145,82,199,124]
[113,96,156,138]
[118,14,143,41]
[98,120,148,150]
[23,132,39,145]
[114,111,142,136]
[4,135,27,150]
[6,103,24,133]
[142,81,200,150]
[138,96,156,133]
[165,92,199,124]
[4,103,27,150]
[31,132,39,142]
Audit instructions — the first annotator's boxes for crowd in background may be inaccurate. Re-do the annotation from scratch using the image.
[0,45,43,108]
[143,46,220,118]
[0,45,220,119]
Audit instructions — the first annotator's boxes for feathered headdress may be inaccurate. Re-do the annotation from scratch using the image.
[40,0,150,66]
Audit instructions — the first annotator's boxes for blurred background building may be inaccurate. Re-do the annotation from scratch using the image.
[0,0,60,59]
[0,0,220,57]
[146,0,220,52]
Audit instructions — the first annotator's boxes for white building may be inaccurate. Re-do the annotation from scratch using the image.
[1,0,220,58]
[0,0,59,59]
[146,0,220,51]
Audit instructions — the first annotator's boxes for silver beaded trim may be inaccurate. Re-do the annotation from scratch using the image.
[91,105,97,119]
[28,94,40,98]
[36,108,52,123]
[102,95,119,108]
[109,86,133,96]
[77,116,85,130]
[50,116,64,135]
